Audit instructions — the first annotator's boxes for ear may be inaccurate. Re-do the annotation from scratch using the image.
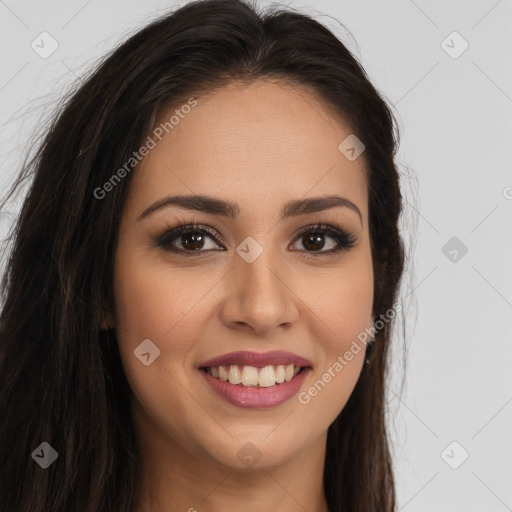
[100,311,115,330]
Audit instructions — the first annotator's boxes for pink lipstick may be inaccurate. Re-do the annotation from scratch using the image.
[198,350,312,409]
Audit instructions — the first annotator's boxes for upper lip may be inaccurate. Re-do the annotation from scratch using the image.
[198,350,312,369]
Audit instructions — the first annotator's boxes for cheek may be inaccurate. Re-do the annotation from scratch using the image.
[293,251,373,422]
[112,246,213,342]
[111,247,228,407]
[296,307,371,434]
[297,251,374,350]
[111,250,211,424]
[327,270,374,346]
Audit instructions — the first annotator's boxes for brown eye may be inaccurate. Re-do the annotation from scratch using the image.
[155,225,224,254]
[290,224,356,255]
[153,222,356,257]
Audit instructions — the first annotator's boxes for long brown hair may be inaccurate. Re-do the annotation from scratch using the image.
[0,1,405,510]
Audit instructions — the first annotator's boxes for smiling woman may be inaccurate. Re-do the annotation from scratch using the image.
[0,1,405,511]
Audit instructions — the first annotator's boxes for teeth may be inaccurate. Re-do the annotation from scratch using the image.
[275,365,285,383]
[205,364,305,387]
[258,365,275,387]
[228,365,241,384]
[241,366,259,386]
[219,366,229,382]
[284,364,294,381]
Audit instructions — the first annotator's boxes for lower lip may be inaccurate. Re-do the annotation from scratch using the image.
[200,368,311,409]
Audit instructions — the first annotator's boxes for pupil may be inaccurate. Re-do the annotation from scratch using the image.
[180,232,326,251]
[304,233,324,251]
[182,232,204,250]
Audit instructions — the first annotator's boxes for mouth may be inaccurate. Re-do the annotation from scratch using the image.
[197,350,313,407]
[201,363,308,388]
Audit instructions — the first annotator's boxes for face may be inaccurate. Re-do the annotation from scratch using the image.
[109,79,374,472]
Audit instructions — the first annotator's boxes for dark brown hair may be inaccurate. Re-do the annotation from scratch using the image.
[0,0,404,510]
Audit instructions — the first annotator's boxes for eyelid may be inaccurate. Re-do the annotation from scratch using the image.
[289,223,356,254]
[151,218,224,248]
[152,219,357,256]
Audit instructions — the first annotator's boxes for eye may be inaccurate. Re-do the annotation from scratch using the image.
[153,221,225,256]
[289,223,356,256]
[152,220,356,257]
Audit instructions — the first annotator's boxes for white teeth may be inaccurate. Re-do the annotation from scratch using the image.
[218,366,229,382]
[206,364,305,387]
[241,365,259,386]
[228,365,241,384]
[258,366,275,387]
[284,364,295,382]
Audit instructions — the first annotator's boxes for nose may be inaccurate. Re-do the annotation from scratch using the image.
[219,250,299,336]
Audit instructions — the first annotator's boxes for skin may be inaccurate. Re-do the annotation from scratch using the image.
[104,79,374,511]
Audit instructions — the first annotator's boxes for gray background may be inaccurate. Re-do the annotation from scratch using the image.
[1,1,511,510]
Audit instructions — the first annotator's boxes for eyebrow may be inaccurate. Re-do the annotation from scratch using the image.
[137,194,363,224]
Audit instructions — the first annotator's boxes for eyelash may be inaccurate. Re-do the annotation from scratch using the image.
[152,218,356,257]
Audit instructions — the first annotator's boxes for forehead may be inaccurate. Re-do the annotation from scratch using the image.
[127,79,368,222]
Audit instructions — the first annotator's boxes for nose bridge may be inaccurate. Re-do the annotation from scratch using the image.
[238,242,289,305]
[221,242,298,332]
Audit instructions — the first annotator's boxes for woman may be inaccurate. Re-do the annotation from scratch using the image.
[0,0,405,510]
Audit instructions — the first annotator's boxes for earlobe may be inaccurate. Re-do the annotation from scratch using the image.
[100,311,115,330]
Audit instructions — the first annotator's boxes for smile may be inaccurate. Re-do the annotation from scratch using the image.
[198,350,313,408]
[202,364,304,388]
